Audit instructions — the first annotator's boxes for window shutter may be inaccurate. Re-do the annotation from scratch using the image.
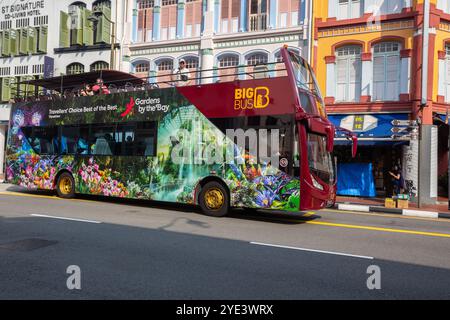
[1,78,12,102]
[338,0,349,20]
[373,55,385,100]
[82,8,94,46]
[231,0,240,17]
[348,58,361,101]
[38,26,48,53]
[96,5,111,44]
[19,28,29,54]
[1,31,11,56]
[221,0,229,19]
[71,7,83,46]
[28,27,37,54]
[336,59,347,101]
[59,11,70,48]
[386,54,399,100]
[350,0,361,19]
[446,59,450,101]
[10,30,19,56]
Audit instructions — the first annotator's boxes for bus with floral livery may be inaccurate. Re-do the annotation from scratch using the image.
[5,46,356,217]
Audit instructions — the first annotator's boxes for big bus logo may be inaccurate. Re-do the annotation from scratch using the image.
[234,87,270,110]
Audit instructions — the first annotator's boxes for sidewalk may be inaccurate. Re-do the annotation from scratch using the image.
[335,195,450,219]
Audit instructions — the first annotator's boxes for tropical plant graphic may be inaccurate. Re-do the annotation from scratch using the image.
[6,91,300,212]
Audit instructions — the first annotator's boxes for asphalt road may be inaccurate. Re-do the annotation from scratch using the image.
[0,184,449,299]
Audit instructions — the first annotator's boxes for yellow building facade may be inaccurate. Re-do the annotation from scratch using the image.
[313,0,448,201]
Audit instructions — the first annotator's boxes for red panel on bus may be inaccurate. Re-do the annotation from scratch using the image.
[177,76,297,118]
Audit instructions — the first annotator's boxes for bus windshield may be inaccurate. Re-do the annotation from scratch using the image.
[287,49,326,117]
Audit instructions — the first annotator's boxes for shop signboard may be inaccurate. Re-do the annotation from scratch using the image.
[330,113,410,139]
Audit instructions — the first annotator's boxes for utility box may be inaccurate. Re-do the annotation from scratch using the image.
[385,198,396,208]
[397,199,409,209]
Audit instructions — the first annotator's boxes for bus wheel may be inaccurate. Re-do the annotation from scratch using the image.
[199,182,229,217]
[56,172,75,199]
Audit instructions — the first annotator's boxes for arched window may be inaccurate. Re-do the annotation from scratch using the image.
[218,54,239,82]
[157,59,174,71]
[246,52,268,66]
[90,61,109,72]
[134,62,150,73]
[66,62,84,75]
[337,0,363,20]
[218,55,239,68]
[184,57,199,69]
[336,45,362,102]
[156,59,174,88]
[373,42,400,101]
[245,52,268,80]
[181,57,199,84]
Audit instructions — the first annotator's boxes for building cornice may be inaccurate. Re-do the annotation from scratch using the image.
[128,27,305,56]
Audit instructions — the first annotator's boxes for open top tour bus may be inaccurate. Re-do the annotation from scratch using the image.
[5,46,356,217]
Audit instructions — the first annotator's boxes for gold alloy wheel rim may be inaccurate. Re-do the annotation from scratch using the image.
[204,188,225,211]
[59,177,73,195]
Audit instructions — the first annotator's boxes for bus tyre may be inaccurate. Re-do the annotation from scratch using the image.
[56,172,75,199]
[199,182,229,217]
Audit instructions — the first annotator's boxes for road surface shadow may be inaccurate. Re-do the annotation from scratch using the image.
[3,185,319,225]
[0,214,450,299]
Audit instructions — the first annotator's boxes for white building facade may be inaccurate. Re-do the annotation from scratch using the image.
[118,0,311,85]
[0,0,122,103]
[0,0,124,178]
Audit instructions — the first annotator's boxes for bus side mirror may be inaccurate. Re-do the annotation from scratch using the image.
[325,126,334,153]
[352,135,358,158]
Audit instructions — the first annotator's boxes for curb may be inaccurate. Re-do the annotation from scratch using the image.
[335,203,450,220]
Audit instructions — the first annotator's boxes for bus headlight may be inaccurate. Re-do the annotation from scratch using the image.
[311,174,324,191]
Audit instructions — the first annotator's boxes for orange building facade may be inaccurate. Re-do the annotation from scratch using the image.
[313,0,449,202]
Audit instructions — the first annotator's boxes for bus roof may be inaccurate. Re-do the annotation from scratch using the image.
[21,70,145,92]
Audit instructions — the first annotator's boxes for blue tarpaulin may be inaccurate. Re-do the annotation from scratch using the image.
[337,163,376,197]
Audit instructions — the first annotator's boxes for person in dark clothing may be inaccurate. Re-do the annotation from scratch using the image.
[389,166,404,196]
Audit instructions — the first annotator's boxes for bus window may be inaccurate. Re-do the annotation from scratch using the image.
[135,122,157,157]
[22,127,58,155]
[115,124,135,156]
[61,126,81,155]
[298,90,314,115]
[91,126,116,156]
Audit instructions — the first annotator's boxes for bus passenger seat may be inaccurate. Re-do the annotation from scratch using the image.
[93,138,113,155]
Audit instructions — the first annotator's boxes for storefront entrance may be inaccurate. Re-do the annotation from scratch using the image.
[330,113,411,198]
[333,143,404,197]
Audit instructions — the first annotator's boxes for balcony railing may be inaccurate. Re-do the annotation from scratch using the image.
[249,13,267,32]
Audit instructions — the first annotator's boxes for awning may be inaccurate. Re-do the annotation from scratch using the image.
[19,70,145,92]
[329,113,410,145]
[433,112,448,124]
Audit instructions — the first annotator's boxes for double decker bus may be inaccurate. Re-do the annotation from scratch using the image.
[5,46,356,217]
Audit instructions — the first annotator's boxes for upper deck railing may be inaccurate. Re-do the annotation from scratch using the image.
[5,61,288,104]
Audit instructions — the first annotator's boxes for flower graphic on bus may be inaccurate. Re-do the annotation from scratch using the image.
[121,97,135,118]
